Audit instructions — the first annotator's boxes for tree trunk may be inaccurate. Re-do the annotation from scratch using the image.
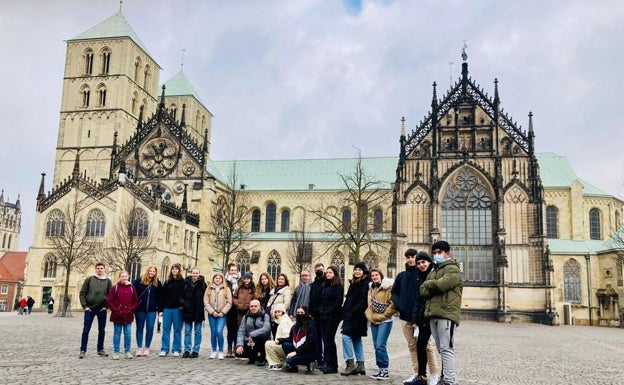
[61,268,71,317]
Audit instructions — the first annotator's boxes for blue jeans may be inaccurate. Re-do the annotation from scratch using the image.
[135,311,157,348]
[80,309,107,352]
[370,321,393,368]
[208,315,227,352]
[113,323,132,354]
[161,308,183,353]
[342,333,365,361]
[319,318,340,370]
[184,321,203,353]
[283,341,315,367]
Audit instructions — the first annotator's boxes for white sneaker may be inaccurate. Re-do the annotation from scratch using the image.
[210,352,217,359]
[403,374,416,385]
[112,353,120,360]
[159,351,167,357]
[428,374,439,385]
[218,352,225,360]
[172,352,180,357]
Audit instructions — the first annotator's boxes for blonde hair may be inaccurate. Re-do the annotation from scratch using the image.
[141,266,159,286]
[255,272,275,299]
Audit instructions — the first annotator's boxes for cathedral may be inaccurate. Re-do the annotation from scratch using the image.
[0,190,21,253]
[24,11,623,326]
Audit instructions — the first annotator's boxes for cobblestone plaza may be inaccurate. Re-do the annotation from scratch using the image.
[1,312,622,384]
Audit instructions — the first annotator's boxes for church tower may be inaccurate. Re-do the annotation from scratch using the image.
[54,12,161,186]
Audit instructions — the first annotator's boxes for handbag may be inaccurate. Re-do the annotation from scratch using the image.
[370,297,390,314]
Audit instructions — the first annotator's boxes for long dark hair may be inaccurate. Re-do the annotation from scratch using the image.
[295,305,311,333]
[324,265,342,286]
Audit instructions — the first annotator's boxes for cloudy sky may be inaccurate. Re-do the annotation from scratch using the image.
[1,0,623,249]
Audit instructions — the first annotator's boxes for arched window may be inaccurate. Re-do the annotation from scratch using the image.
[280,210,290,232]
[129,256,142,280]
[195,110,201,129]
[7,235,11,249]
[589,208,601,240]
[563,258,581,303]
[97,85,107,107]
[129,208,149,237]
[84,49,94,75]
[342,209,352,232]
[441,168,493,282]
[101,48,111,74]
[363,251,379,269]
[132,92,138,115]
[358,204,368,232]
[161,256,170,282]
[43,255,57,278]
[251,209,261,232]
[265,203,276,232]
[81,86,91,107]
[373,209,383,232]
[546,206,558,239]
[134,57,141,82]
[616,211,622,229]
[45,209,65,237]
[170,104,178,119]
[86,209,106,237]
[267,250,281,280]
[237,251,251,274]
[331,251,346,281]
[143,65,151,89]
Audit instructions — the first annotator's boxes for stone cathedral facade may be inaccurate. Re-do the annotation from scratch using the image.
[23,11,623,326]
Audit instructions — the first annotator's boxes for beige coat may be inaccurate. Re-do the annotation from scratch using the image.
[365,278,397,324]
[204,283,233,315]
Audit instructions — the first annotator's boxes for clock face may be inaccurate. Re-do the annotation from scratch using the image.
[139,138,179,178]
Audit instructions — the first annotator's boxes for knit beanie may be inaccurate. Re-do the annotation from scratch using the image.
[415,251,432,263]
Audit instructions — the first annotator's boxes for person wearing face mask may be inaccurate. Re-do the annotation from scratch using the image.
[307,263,325,369]
[391,250,439,385]
[420,241,463,385]
[279,306,317,373]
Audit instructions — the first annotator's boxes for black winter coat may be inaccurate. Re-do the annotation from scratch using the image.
[182,276,207,322]
[308,276,324,320]
[318,281,343,322]
[159,277,185,310]
[341,276,370,337]
[279,317,317,355]
[391,264,423,322]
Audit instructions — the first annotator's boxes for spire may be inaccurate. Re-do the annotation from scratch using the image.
[528,111,535,155]
[72,151,81,177]
[157,85,166,122]
[461,41,469,93]
[431,82,438,108]
[15,194,21,209]
[37,173,46,201]
[0,189,4,203]
[180,103,186,127]
[203,128,209,153]
[494,78,500,105]
[400,116,406,137]
[109,131,119,180]
[181,183,188,212]
[137,105,144,130]
[399,116,406,163]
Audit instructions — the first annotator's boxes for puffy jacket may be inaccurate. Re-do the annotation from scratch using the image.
[159,277,185,310]
[204,283,232,315]
[182,276,207,322]
[341,276,370,337]
[237,310,271,346]
[233,284,255,312]
[318,281,343,322]
[107,282,139,324]
[391,264,423,321]
[132,278,162,312]
[365,278,397,324]
[420,259,463,325]
[267,285,292,320]
[278,317,317,356]
[79,275,112,311]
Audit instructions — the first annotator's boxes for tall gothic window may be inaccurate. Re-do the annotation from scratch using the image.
[441,168,493,282]
[265,203,276,232]
[97,86,107,107]
[251,209,261,232]
[161,256,170,282]
[589,208,601,240]
[129,208,149,237]
[101,49,111,74]
[563,258,581,303]
[280,210,290,232]
[546,206,558,239]
[86,209,106,237]
[45,209,65,237]
[267,250,281,280]
[373,209,383,232]
[237,251,251,275]
[85,49,94,75]
[342,209,352,232]
[43,254,57,278]
[331,251,346,281]
[129,256,142,280]
[363,251,379,269]
[358,204,368,232]
[81,86,90,107]
[134,57,141,82]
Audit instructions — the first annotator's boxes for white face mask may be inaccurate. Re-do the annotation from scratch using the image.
[433,254,446,264]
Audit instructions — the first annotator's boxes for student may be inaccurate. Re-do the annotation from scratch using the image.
[158,263,185,357]
[280,306,317,373]
[318,265,344,374]
[107,271,139,359]
[266,273,292,337]
[204,272,232,359]
[133,266,162,356]
[365,268,397,380]
[420,241,463,385]
[182,268,208,358]
[78,263,112,358]
[255,272,275,310]
[411,252,437,385]
[224,263,241,357]
[340,262,370,376]
[264,303,294,370]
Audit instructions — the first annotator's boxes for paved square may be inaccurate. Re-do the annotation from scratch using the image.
[1,312,622,384]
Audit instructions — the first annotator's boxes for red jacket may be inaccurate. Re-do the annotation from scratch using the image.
[107,282,139,324]
[19,298,26,308]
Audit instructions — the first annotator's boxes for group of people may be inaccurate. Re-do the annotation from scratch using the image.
[76,240,462,385]
[17,296,35,315]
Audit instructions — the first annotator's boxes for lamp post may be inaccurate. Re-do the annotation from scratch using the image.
[585,253,593,326]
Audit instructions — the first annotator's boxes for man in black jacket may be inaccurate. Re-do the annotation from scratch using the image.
[307,263,325,368]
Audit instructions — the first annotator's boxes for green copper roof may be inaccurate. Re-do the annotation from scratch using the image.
[546,239,608,254]
[208,157,397,191]
[162,71,208,109]
[70,12,154,63]
[535,153,610,196]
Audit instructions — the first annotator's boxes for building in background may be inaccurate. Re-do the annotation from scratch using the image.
[0,251,27,312]
[0,190,21,253]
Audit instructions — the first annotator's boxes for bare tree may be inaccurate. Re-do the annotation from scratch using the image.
[100,199,155,275]
[310,152,391,263]
[48,194,96,316]
[208,163,253,272]
[285,211,318,276]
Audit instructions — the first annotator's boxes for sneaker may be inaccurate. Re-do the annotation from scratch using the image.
[136,348,144,357]
[191,352,199,358]
[369,369,381,379]
[209,352,217,359]
[218,352,224,360]
[183,351,191,358]
[79,351,86,359]
[97,350,109,357]
[268,364,283,371]
[172,352,180,357]
[403,374,416,385]
[256,360,267,367]
[143,348,150,356]
[112,353,120,360]
[428,374,439,385]
[125,352,133,359]
[375,369,390,380]
[285,365,299,373]
[159,351,167,357]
